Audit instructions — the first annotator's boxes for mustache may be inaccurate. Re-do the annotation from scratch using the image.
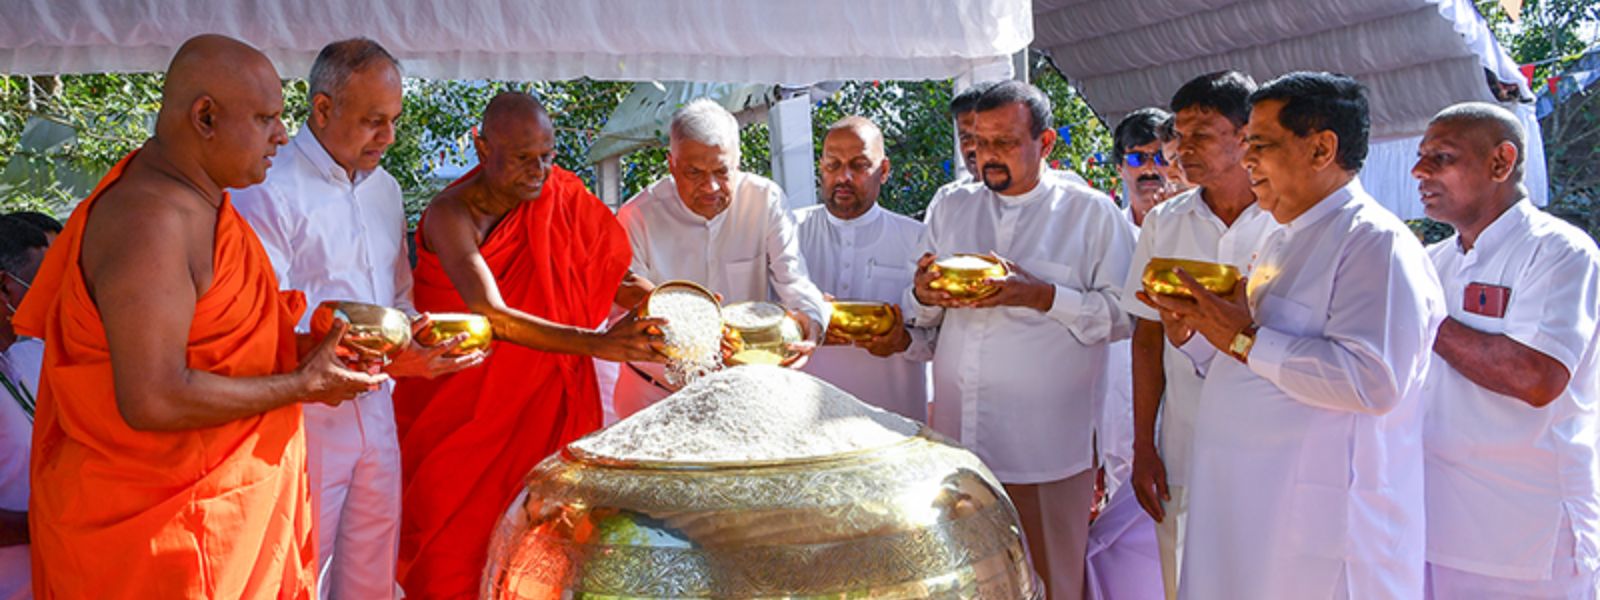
[1137,174,1164,183]
[983,163,1010,173]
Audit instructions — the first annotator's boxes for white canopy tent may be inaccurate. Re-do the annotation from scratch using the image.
[1033,0,1547,216]
[1,0,1544,217]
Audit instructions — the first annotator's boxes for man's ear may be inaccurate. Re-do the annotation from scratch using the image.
[1309,129,1341,171]
[1489,140,1519,183]
[310,93,335,130]
[191,96,218,139]
[1038,128,1058,158]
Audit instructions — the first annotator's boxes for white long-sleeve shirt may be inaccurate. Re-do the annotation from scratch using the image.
[795,203,932,421]
[0,338,40,600]
[1180,180,1445,600]
[1119,188,1278,486]
[909,178,1135,484]
[613,173,830,416]
[1424,199,1600,581]
[232,131,415,322]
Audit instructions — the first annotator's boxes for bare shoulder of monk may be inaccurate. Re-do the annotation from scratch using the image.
[80,166,219,300]
[420,182,492,254]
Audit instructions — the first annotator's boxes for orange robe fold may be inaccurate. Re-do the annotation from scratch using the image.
[394,166,631,599]
[13,152,316,599]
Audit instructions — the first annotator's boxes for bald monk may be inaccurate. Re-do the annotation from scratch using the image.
[12,34,386,599]
[393,91,665,598]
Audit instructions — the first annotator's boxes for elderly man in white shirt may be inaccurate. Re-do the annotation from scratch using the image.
[1413,102,1600,598]
[0,216,48,600]
[1120,71,1277,600]
[232,39,481,600]
[1146,72,1444,599]
[910,80,1135,600]
[615,99,829,417]
[795,116,932,421]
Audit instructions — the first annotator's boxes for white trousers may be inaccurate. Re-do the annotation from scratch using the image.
[1427,515,1599,600]
[306,390,402,600]
[1007,469,1097,600]
[1154,485,1189,600]
[1086,483,1165,600]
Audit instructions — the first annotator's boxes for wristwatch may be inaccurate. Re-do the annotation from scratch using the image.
[1228,323,1259,363]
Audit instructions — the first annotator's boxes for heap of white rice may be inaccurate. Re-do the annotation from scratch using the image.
[648,285,724,386]
[936,255,998,270]
[571,365,921,463]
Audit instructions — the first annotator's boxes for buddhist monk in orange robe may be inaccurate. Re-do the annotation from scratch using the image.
[12,34,387,599]
[393,92,667,599]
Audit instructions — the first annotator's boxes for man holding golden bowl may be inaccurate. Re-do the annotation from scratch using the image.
[614,99,830,417]
[233,39,485,600]
[796,115,933,422]
[1142,73,1443,599]
[909,80,1135,600]
[1117,71,1278,599]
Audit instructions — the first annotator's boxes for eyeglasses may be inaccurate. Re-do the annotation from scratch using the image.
[2,272,27,292]
[1123,152,1169,168]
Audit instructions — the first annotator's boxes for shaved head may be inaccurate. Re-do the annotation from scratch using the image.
[474,91,558,201]
[154,34,287,189]
[825,116,885,161]
[1428,101,1526,182]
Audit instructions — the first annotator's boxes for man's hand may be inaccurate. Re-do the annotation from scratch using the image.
[1142,269,1252,356]
[589,309,669,363]
[855,304,912,357]
[384,314,487,379]
[913,253,963,308]
[1130,441,1170,523]
[1135,291,1196,347]
[296,321,392,406]
[966,254,1054,312]
[778,309,820,369]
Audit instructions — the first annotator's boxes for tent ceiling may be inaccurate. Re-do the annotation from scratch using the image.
[1033,0,1522,140]
[0,0,1029,84]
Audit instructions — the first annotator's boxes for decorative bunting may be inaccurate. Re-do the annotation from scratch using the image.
[1521,64,1538,86]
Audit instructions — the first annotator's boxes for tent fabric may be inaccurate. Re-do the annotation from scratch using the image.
[1034,0,1547,214]
[0,0,1028,84]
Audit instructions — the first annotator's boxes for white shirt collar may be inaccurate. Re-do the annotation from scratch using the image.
[994,177,1053,208]
[294,128,372,187]
[824,202,884,229]
[1287,177,1362,231]
[1458,197,1534,256]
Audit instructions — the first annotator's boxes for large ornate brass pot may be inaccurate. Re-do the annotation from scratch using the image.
[483,431,1040,599]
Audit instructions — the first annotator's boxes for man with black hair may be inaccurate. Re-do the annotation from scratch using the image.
[910,79,1134,599]
[1112,107,1179,226]
[947,80,1085,189]
[1120,70,1279,599]
[7,210,60,243]
[1416,102,1600,597]
[1144,71,1443,598]
[0,215,46,600]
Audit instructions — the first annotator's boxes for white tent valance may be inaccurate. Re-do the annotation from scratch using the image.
[0,0,1030,84]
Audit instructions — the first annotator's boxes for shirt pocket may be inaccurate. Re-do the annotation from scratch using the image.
[1027,260,1076,287]
[865,261,915,304]
[1260,294,1320,336]
[723,258,761,300]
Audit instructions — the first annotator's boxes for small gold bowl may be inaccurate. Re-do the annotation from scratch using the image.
[641,281,723,362]
[930,254,1008,300]
[829,300,897,340]
[414,313,493,356]
[309,300,412,364]
[723,301,804,365]
[1142,258,1242,298]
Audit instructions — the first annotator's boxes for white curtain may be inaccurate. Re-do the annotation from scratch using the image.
[0,0,1030,84]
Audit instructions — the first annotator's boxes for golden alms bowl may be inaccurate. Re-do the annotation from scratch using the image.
[414,312,493,356]
[641,281,723,363]
[931,254,1009,300]
[723,301,804,366]
[829,300,897,340]
[309,300,412,364]
[1142,257,1242,298]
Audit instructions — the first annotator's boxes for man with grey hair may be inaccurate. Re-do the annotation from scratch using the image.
[614,98,830,417]
[233,37,481,599]
[1415,101,1600,597]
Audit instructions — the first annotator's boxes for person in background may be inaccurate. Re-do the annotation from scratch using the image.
[0,215,47,600]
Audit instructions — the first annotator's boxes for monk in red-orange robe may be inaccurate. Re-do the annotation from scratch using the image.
[394,92,664,599]
[14,35,385,599]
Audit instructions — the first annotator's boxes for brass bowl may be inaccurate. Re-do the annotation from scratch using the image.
[829,300,897,340]
[1142,257,1242,298]
[931,254,1009,300]
[641,281,723,363]
[723,301,804,365]
[414,312,493,356]
[308,300,412,364]
[484,429,1040,599]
